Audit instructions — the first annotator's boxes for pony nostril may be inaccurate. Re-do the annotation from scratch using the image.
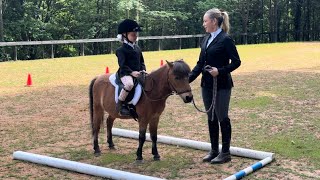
[186,95,193,102]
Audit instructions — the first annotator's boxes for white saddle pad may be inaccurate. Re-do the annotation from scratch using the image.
[109,73,142,105]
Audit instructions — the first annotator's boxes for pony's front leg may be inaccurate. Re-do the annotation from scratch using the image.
[136,128,147,162]
[149,118,160,161]
[106,115,115,149]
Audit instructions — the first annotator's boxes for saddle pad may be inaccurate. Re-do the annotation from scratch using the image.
[109,73,142,105]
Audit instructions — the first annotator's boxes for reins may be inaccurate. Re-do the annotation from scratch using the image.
[192,77,217,115]
[139,70,174,102]
[139,66,192,102]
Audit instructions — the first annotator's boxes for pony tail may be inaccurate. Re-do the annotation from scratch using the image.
[221,11,230,34]
[89,77,97,136]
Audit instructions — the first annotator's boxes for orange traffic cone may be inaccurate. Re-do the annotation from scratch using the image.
[26,73,32,86]
[106,66,109,74]
[160,59,164,66]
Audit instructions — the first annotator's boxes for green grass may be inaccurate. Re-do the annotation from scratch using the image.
[233,96,273,109]
[256,134,320,168]
[98,152,135,165]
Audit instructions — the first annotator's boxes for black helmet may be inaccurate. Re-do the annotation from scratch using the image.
[117,19,142,34]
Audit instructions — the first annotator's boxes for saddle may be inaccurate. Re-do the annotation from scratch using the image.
[109,73,145,120]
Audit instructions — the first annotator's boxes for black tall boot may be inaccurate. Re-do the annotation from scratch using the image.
[116,100,130,116]
[203,113,219,162]
[211,118,231,164]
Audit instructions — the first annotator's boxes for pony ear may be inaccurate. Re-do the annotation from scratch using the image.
[166,60,174,68]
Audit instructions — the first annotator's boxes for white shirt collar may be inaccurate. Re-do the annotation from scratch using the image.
[210,28,222,39]
[124,39,135,48]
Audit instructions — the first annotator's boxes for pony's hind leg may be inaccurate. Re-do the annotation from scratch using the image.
[106,115,116,149]
[92,108,104,156]
[149,118,161,161]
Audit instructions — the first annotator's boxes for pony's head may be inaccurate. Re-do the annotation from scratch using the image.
[166,59,193,103]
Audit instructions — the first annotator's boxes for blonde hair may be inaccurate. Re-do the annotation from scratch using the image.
[205,8,230,34]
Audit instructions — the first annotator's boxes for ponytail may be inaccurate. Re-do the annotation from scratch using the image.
[221,11,230,34]
[205,8,231,34]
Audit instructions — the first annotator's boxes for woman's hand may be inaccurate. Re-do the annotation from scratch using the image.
[208,67,219,77]
[131,71,141,77]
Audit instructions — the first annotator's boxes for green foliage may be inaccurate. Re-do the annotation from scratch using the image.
[1,0,320,60]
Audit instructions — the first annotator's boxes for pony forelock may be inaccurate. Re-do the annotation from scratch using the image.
[172,59,191,78]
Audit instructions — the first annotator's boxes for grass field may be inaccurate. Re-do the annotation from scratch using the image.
[0,42,320,179]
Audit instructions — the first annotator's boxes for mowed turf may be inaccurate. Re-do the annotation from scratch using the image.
[0,42,319,179]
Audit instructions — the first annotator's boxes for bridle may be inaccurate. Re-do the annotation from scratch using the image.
[140,68,191,102]
[167,76,192,95]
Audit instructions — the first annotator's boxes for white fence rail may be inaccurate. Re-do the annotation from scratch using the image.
[0,34,205,60]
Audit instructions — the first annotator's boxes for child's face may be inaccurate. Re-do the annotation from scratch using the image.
[127,32,138,43]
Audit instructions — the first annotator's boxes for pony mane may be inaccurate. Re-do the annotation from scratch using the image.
[172,59,191,78]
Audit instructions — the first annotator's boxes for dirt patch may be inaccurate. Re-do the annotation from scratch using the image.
[1,71,320,179]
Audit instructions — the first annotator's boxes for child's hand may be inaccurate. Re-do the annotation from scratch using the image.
[131,71,141,77]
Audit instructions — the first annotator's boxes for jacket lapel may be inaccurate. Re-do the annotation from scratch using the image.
[202,34,211,50]
[206,31,224,49]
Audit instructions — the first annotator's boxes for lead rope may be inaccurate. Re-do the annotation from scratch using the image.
[192,77,217,120]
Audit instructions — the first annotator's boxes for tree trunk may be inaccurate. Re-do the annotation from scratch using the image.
[274,0,278,42]
[0,0,4,41]
[261,0,264,43]
[268,0,273,42]
[305,0,310,41]
[294,0,302,41]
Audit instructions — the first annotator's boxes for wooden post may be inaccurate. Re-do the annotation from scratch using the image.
[51,44,54,59]
[14,46,17,60]
[81,43,84,56]
[110,42,113,54]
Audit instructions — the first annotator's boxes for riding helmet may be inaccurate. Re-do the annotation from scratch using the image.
[117,19,142,34]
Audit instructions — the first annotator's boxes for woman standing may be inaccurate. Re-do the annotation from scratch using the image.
[189,8,241,164]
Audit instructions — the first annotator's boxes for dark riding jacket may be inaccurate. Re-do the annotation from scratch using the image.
[116,43,146,77]
[189,31,241,89]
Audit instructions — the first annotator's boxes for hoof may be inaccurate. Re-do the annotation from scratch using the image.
[109,146,116,150]
[153,155,160,161]
[94,152,101,157]
[135,159,144,164]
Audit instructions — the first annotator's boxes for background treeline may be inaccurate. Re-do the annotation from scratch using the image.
[0,0,319,61]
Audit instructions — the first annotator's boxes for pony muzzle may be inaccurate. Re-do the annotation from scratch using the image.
[180,92,193,103]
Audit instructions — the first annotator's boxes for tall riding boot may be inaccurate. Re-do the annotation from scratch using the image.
[211,118,231,164]
[117,89,130,116]
[203,113,219,162]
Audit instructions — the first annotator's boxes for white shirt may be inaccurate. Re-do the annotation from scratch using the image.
[206,28,222,48]
[124,39,135,49]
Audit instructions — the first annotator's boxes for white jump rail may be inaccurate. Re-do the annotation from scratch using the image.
[112,128,275,180]
[13,128,274,180]
[13,151,164,180]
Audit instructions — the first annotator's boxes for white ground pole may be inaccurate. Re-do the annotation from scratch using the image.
[112,128,275,180]
[13,151,164,180]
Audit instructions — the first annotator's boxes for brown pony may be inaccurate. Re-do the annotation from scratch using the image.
[89,60,193,162]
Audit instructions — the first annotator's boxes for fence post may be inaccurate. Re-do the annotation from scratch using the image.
[81,43,85,56]
[14,46,17,60]
[51,44,54,59]
[110,41,113,54]
[179,38,182,49]
[158,39,161,51]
